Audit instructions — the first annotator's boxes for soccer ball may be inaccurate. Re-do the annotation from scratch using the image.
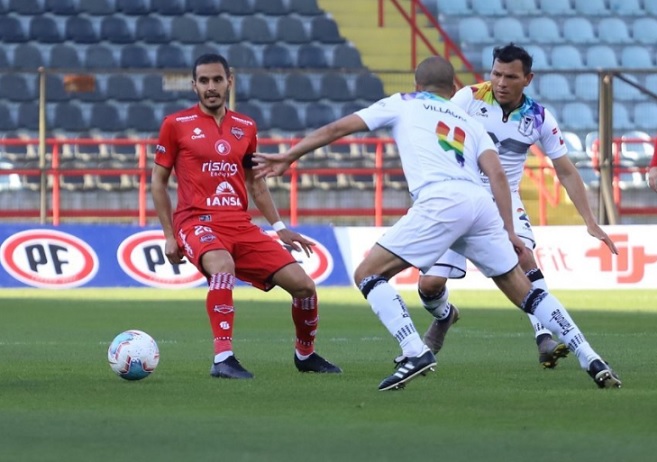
[107,330,160,381]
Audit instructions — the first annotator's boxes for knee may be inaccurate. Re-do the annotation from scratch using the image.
[289,277,316,299]
[418,275,447,297]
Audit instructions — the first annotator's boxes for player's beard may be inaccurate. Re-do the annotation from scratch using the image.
[202,93,224,112]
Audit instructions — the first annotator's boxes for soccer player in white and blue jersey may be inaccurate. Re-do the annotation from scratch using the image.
[253,55,621,391]
[420,43,619,370]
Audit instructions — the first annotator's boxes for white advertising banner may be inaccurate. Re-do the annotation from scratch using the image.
[334,225,657,290]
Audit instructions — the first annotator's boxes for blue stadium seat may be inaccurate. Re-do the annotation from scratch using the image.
[153,0,186,15]
[0,16,28,43]
[608,0,642,15]
[100,16,134,44]
[84,44,118,69]
[289,0,322,15]
[227,43,259,68]
[284,73,319,102]
[597,17,632,44]
[319,72,353,102]
[646,0,657,15]
[54,102,89,131]
[45,0,78,15]
[341,102,366,118]
[0,103,18,132]
[332,44,363,69]
[49,44,82,68]
[574,0,610,15]
[171,16,204,44]
[12,43,45,70]
[80,0,114,15]
[236,102,269,131]
[205,16,239,43]
[45,74,69,102]
[136,16,169,44]
[538,74,574,101]
[310,16,344,43]
[297,44,329,68]
[561,131,587,162]
[126,103,160,133]
[561,102,597,131]
[305,102,336,129]
[435,0,471,16]
[550,45,584,70]
[187,0,220,15]
[620,130,653,166]
[632,18,657,45]
[219,0,254,15]
[155,44,188,69]
[65,16,99,43]
[249,73,283,102]
[90,102,125,132]
[492,17,526,43]
[241,16,275,44]
[120,44,153,68]
[574,74,598,101]
[523,45,549,70]
[262,44,294,69]
[233,73,251,102]
[471,0,506,15]
[0,48,9,68]
[354,73,385,101]
[506,0,539,15]
[585,45,618,68]
[117,0,149,15]
[632,102,657,131]
[253,0,287,15]
[0,74,35,102]
[275,16,309,44]
[142,74,176,102]
[562,17,596,44]
[613,103,633,130]
[17,102,41,131]
[538,0,575,15]
[8,0,45,14]
[106,75,141,102]
[458,17,493,45]
[29,16,64,43]
[527,17,562,44]
[620,46,653,69]
[270,103,304,132]
[77,75,106,103]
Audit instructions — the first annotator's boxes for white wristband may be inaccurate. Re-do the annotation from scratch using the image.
[272,221,286,232]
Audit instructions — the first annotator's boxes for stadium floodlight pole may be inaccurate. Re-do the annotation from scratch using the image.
[37,67,47,224]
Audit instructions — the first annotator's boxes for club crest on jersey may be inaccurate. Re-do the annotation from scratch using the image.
[215,140,231,155]
[230,126,244,140]
[518,115,534,136]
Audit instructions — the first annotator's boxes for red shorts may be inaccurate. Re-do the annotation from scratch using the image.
[176,217,296,291]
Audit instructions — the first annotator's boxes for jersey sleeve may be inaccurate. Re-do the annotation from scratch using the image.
[154,116,178,169]
[450,86,474,111]
[539,108,569,160]
[354,95,400,131]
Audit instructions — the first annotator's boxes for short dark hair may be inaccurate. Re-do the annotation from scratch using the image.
[192,54,231,80]
[492,43,533,75]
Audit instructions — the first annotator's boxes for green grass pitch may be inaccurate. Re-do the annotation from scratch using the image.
[1,287,656,462]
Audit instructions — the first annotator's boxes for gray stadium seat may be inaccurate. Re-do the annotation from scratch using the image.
[84,44,117,69]
[227,43,259,68]
[297,44,329,69]
[136,16,169,44]
[29,16,64,43]
[187,0,220,15]
[205,16,239,43]
[0,48,9,68]
[100,16,134,44]
[54,102,89,132]
[80,0,114,15]
[219,0,254,15]
[46,0,79,15]
[270,103,304,132]
[171,16,204,44]
[620,130,653,166]
[126,103,160,133]
[562,17,596,44]
[45,74,69,102]
[275,16,310,44]
[90,103,125,132]
[120,45,153,68]
[354,73,386,101]
[305,102,336,129]
[523,45,549,70]
[613,103,633,130]
[9,0,44,14]
[241,16,275,44]
[289,0,323,16]
[153,0,186,15]
[142,74,176,102]
[249,73,284,102]
[284,73,319,102]
[0,16,28,43]
[0,103,18,132]
[236,102,269,131]
[49,43,82,68]
[106,75,141,102]
[332,44,363,69]
[310,16,344,44]
[65,16,99,43]
[155,44,188,69]
[319,72,353,102]
[262,44,295,69]
[12,43,45,70]
[253,0,287,15]
[117,0,149,15]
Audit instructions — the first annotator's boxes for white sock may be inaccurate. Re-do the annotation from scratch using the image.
[420,286,451,321]
[295,350,312,361]
[214,350,233,363]
[527,273,552,339]
[530,292,601,369]
[367,280,425,357]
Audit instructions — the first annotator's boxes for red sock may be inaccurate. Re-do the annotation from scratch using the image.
[292,293,318,356]
[206,273,235,356]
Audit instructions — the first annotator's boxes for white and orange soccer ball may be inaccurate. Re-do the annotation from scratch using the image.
[107,330,160,381]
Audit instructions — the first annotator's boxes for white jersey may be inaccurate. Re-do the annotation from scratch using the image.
[451,82,568,192]
[355,91,497,200]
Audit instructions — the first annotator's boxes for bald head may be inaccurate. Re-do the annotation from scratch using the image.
[414,56,456,97]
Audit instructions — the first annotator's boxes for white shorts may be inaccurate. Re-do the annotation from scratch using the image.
[377,181,519,278]
[423,191,534,278]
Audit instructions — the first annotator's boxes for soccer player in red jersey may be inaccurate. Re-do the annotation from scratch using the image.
[151,54,341,379]
[648,138,657,192]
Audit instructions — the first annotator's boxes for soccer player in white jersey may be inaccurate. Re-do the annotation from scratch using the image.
[419,43,619,369]
[253,56,621,391]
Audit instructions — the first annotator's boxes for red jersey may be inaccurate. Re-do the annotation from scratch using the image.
[155,104,258,227]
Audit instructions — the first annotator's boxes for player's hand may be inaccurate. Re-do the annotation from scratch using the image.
[276,228,315,258]
[509,233,528,259]
[648,166,657,193]
[252,152,292,180]
[586,224,618,255]
[164,236,186,265]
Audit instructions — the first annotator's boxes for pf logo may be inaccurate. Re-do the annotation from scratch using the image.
[266,231,333,284]
[0,229,98,288]
[117,230,206,288]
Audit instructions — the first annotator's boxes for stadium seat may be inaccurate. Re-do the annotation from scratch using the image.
[538,74,573,101]
[0,48,9,68]
[120,45,153,68]
[100,16,134,44]
[84,44,118,69]
[12,44,45,70]
[142,74,176,102]
[29,16,64,43]
[187,0,220,15]
[192,44,222,61]
[505,0,539,15]
[310,16,344,44]
[646,0,657,15]
[0,103,17,132]
[49,43,82,68]
[319,72,353,102]
[155,44,188,69]
[609,0,643,15]
[435,0,471,16]
[585,45,618,68]
[574,0,610,15]
[332,44,363,69]
[45,74,69,102]
[227,43,259,68]
[620,46,653,69]
[633,102,657,131]
[170,16,204,44]
[95,159,137,191]
[632,18,657,45]
[219,0,254,15]
[241,16,275,44]
[106,75,141,102]
[117,0,150,15]
[54,102,89,132]
[471,0,506,16]
[305,103,336,129]
[561,102,597,131]
[235,102,269,131]
[288,0,323,16]
[77,76,106,103]
[45,0,79,14]
[620,130,654,166]
[126,103,160,133]
[59,160,96,191]
[492,17,526,43]
[153,0,186,15]
[457,17,493,45]
[597,18,632,44]
[527,17,563,44]
[269,103,304,132]
[253,0,287,15]
[574,74,599,101]
[562,17,596,44]
[204,16,239,44]
[262,44,294,69]
[354,73,386,101]
[538,0,576,15]
[233,73,251,102]
[284,73,319,102]
[561,131,588,162]
[89,102,125,132]
[523,45,549,70]
[8,0,44,14]
[136,16,169,44]
[297,44,329,69]
[613,103,633,130]
[275,16,310,44]
[65,16,99,43]
[79,0,114,15]
[249,73,284,102]
[550,45,584,70]
[614,76,645,102]
[0,16,28,43]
